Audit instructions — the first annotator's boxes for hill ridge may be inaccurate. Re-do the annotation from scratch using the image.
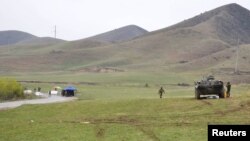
[88,25,148,42]
[0,30,37,46]
[149,3,250,45]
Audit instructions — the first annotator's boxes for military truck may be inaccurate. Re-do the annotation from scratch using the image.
[194,75,227,99]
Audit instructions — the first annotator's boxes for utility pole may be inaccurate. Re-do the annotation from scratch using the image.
[54,25,57,39]
[234,37,240,74]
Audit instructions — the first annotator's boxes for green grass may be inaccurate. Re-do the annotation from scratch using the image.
[0,71,249,141]
[8,71,199,85]
[0,80,250,141]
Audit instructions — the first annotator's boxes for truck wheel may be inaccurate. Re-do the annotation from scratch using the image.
[219,88,226,98]
[195,89,201,99]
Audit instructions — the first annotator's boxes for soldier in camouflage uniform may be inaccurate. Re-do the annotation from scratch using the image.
[226,82,231,97]
[158,87,165,98]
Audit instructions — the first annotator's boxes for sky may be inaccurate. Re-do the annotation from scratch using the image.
[0,0,250,41]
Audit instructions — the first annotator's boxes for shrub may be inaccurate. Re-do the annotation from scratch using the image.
[0,77,24,101]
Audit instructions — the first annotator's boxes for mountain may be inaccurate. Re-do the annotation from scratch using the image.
[88,25,148,42]
[159,3,250,45]
[1,3,250,83]
[78,3,250,74]
[101,3,250,67]
[0,30,37,46]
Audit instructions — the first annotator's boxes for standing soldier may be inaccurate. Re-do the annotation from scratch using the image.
[158,87,165,98]
[38,87,41,92]
[226,82,231,97]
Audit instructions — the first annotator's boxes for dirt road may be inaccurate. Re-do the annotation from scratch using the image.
[0,95,77,110]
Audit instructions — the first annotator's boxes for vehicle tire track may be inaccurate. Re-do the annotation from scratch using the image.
[136,126,160,141]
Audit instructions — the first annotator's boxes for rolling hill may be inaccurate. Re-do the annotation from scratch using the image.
[0,30,66,48]
[160,3,250,45]
[88,25,148,42]
[0,3,250,84]
[0,30,37,46]
[18,37,65,45]
[107,3,250,70]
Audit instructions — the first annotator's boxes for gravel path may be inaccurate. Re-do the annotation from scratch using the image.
[0,95,77,110]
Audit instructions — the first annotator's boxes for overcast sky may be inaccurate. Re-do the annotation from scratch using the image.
[0,0,249,40]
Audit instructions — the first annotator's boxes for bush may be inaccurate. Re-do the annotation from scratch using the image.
[0,77,24,101]
[177,83,190,87]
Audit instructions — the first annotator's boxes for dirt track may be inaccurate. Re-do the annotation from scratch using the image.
[0,95,77,110]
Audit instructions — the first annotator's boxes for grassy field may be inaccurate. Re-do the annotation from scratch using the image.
[0,71,250,141]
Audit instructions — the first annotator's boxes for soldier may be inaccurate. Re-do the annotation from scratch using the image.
[158,87,165,98]
[38,87,41,92]
[48,90,51,97]
[226,82,231,97]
